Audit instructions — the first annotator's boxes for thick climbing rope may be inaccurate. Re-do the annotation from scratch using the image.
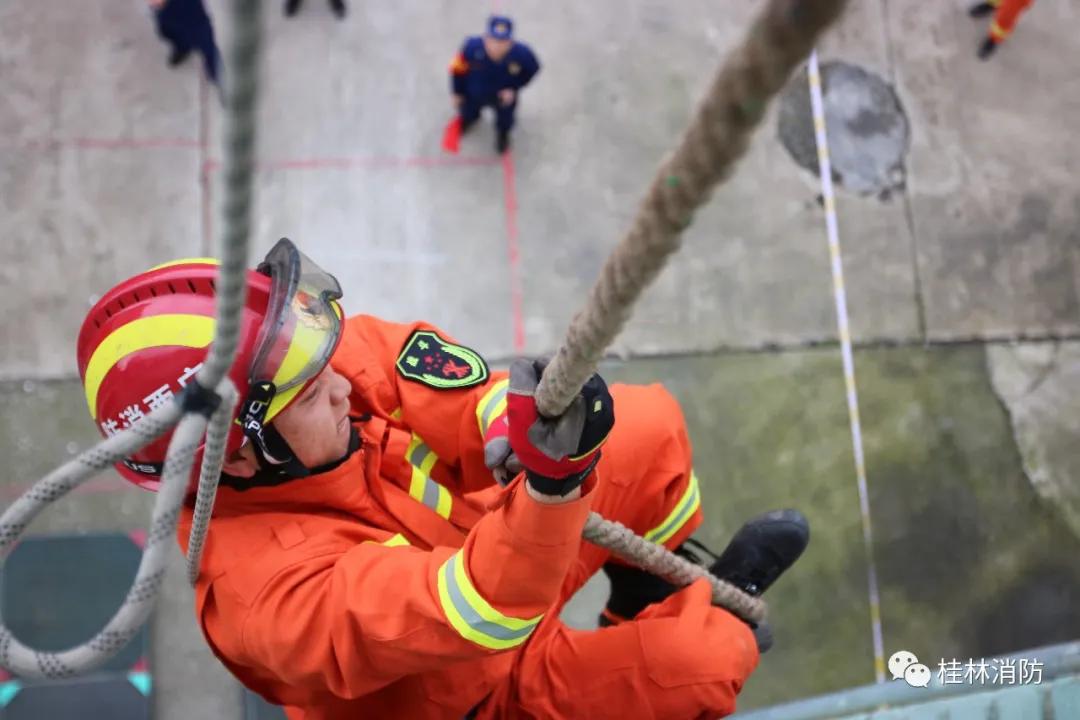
[0,0,264,679]
[0,0,849,678]
[185,381,239,585]
[536,0,850,625]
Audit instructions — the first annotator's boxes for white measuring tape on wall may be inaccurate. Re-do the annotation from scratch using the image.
[807,50,886,684]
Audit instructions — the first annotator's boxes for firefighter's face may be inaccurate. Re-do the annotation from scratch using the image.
[225,365,353,477]
[271,366,353,468]
[483,36,511,62]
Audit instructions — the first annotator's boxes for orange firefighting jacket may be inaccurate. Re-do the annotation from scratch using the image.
[176,315,597,719]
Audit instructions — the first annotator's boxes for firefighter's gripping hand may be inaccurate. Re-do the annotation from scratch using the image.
[506,358,615,496]
[482,408,522,486]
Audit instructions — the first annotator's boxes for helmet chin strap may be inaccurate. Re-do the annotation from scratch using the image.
[237,423,361,486]
[237,380,361,484]
[245,418,313,479]
[239,381,312,479]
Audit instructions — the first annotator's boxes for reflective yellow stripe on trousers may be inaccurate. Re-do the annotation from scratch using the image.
[644,471,701,546]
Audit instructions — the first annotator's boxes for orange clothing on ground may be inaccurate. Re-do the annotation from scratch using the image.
[988,0,1035,41]
[176,315,758,719]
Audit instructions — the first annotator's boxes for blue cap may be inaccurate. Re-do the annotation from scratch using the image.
[487,15,513,40]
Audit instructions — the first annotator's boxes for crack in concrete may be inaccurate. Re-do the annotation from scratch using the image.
[1022,340,1061,399]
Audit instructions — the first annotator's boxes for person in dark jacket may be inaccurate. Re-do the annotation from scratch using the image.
[149,0,221,86]
[449,15,540,154]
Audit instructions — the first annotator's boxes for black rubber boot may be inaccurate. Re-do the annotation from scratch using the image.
[978,36,998,60]
[329,0,346,18]
[706,509,810,598]
[284,0,302,17]
[969,2,996,18]
[598,510,808,652]
[496,129,511,154]
[599,562,678,627]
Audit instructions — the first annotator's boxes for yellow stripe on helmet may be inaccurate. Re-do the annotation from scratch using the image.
[147,258,220,271]
[83,314,215,419]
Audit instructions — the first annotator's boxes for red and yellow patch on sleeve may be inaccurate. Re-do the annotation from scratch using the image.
[449,54,470,76]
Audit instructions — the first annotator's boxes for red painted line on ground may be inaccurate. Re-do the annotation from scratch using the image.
[501,151,526,353]
[72,137,203,150]
[3,137,203,152]
[199,77,213,253]
[0,139,60,151]
[490,0,523,352]
[253,155,501,171]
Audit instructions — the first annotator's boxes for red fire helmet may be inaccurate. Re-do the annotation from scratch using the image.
[75,239,345,490]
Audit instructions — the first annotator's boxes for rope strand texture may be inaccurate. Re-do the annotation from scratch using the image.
[535,0,850,624]
[536,0,848,417]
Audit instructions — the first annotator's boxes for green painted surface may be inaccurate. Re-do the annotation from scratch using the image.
[601,345,1080,710]
[4,348,1080,714]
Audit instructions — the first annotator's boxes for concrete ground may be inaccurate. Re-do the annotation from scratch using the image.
[1,0,1078,717]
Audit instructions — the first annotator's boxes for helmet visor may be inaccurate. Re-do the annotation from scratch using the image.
[249,239,344,420]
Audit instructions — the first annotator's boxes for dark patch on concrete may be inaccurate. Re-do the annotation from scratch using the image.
[935,194,1080,329]
[854,346,1080,667]
[847,106,902,139]
[1017,195,1052,237]
[778,60,910,200]
[964,559,1080,658]
[872,460,988,605]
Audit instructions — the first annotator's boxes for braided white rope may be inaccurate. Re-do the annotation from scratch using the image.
[0,0,263,678]
[186,380,239,585]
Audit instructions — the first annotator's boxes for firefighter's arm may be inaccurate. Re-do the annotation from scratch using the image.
[233,478,594,699]
[336,314,512,493]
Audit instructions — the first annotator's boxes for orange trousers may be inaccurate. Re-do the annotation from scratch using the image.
[474,384,760,719]
[989,0,1035,42]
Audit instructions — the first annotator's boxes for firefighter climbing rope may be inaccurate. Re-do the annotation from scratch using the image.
[0,0,849,678]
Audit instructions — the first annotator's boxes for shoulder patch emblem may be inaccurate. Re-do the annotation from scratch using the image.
[449,53,470,76]
[396,330,489,390]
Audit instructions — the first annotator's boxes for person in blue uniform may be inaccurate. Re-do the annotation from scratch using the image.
[449,16,540,154]
[149,0,221,87]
